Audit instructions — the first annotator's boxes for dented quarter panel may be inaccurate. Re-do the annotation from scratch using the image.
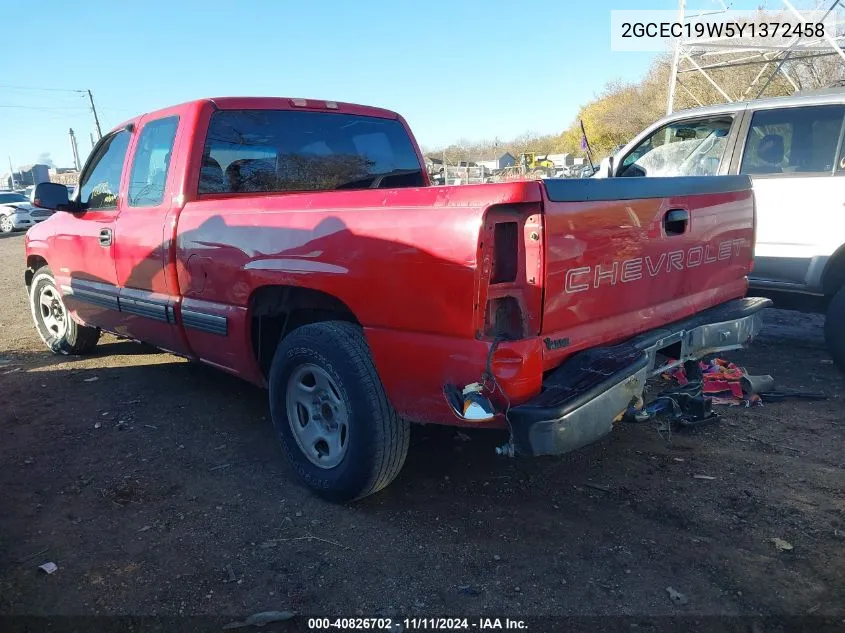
[174,181,544,407]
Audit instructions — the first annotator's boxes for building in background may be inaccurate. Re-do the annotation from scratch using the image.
[49,167,80,186]
[4,164,51,189]
[475,152,515,171]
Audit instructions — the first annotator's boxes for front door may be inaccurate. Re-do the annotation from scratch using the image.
[738,104,845,289]
[112,111,192,356]
[53,130,131,332]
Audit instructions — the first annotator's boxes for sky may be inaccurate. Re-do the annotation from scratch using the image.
[0,0,772,171]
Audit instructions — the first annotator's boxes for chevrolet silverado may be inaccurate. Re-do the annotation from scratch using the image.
[25,96,770,501]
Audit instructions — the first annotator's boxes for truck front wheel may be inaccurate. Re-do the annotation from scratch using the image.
[824,285,845,370]
[268,321,409,502]
[29,267,100,355]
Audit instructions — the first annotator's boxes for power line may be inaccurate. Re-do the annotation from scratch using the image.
[0,84,86,93]
[0,104,90,110]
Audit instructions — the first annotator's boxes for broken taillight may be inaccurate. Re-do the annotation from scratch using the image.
[477,203,544,340]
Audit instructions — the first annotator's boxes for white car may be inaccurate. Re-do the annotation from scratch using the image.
[594,87,845,367]
[0,191,54,233]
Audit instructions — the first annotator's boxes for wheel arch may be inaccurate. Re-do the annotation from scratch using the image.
[25,255,49,289]
[249,284,360,377]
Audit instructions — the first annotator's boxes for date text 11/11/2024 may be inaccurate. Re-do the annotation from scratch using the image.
[307,617,529,630]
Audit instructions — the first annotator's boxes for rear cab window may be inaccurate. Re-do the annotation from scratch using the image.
[198,109,424,194]
[617,116,734,178]
[740,105,845,176]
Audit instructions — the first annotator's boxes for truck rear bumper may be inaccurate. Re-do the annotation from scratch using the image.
[508,297,772,457]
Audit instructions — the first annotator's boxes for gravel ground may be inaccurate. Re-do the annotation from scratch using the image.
[1,231,843,630]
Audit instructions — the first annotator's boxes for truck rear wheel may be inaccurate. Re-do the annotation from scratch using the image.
[268,321,409,502]
[29,267,100,355]
[824,285,845,370]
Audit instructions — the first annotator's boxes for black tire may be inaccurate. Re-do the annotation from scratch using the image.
[29,267,100,355]
[824,286,845,370]
[268,321,409,502]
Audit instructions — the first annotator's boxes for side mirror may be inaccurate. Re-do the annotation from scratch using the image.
[32,182,71,211]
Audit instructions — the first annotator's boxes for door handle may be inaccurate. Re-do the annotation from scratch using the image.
[664,209,689,236]
[98,228,113,247]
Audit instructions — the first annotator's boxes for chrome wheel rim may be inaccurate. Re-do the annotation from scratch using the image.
[0,216,12,232]
[38,283,68,339]
[285,364,349,469]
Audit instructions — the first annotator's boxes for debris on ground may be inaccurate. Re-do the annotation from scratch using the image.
[83,377,99,382]
[771,538,794,552]
[584,482,612,493]
[458,584,482,596]
[666,586,689,605]
[625,354,829,435]
[454,431,471,442]
[223,610,295,629]
[693,475,717,480]
[38,562,58,574]
[663,358,766,407]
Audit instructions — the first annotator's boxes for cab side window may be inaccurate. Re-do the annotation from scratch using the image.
[740,105,845,176]
[617,117,733,178]
[128,116,179,207]
[79,130,131,210]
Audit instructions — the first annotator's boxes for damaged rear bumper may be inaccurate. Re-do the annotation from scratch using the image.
[508,297,772,457]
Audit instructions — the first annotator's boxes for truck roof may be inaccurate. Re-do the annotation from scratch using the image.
[111,96,401,135]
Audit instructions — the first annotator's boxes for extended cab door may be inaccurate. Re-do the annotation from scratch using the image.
[731,104,845,292]
[112,112,192,356]
[54,130,130,331]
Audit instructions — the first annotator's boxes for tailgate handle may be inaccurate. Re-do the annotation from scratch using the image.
[664,209,689,236]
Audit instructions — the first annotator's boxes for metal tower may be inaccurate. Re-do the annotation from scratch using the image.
[666,0,845,115]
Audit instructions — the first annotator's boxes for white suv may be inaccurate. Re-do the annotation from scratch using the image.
[595,87,845,368]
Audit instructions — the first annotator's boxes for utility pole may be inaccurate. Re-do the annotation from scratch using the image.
[8,156,16,190]
[87,90,103,140]
[69,128,81,172]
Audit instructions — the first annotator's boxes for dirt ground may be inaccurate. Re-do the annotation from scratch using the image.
[1,230,843,629]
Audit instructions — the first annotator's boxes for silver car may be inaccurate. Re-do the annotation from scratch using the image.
[0,191,54,233]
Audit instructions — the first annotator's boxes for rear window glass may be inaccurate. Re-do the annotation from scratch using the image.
[198,109,424,194]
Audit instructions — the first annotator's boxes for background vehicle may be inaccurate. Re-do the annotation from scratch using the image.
[595,88,845,368]
[0,191,53,233]
[25,96,767,501]
[516,152,556,177]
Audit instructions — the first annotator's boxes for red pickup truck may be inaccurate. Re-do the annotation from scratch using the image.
[25,97,770,501]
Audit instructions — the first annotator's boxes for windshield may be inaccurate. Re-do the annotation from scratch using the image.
[618,117,733,178]
[0,192,28,204]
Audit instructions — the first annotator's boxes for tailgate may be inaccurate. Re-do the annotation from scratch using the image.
[540,176,754,354]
